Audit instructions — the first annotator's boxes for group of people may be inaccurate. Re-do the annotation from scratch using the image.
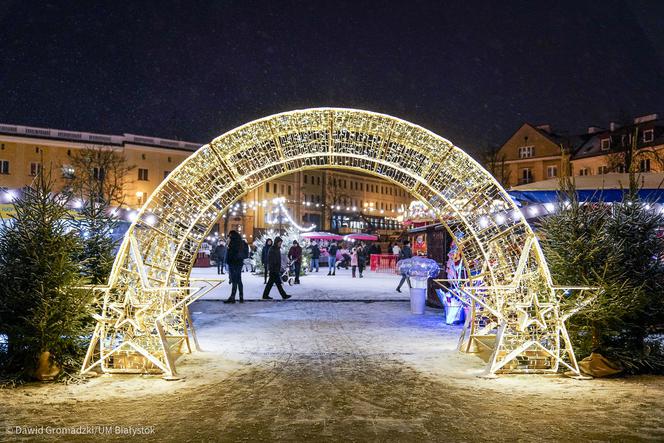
[215,233,414,302]
[212,240,257,276]
[316,240,370,278]
[217,232,294,303]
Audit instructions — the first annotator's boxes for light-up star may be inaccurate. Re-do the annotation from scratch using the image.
[81,235,223,378]
[107,287,155,331]
[435,236,595,376]
[515,292,554,331]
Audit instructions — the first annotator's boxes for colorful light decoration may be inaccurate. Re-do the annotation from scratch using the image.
[79,108,592,378]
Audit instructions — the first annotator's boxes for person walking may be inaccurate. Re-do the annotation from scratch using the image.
[357,243,367,278]
[223,231,249,303]
[396,240,413,293]
[262,237,292,300]
[309,241,320,272]
[261,238,272,284]
[213,241,227,275]
[351,246,359,278]
[392,242,401,256]
[288,240,303,284]
[327,241,338,276]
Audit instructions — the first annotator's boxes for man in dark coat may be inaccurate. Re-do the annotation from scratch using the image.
[261,238,273,284]
[309,242,321,272]
[357,243,367,278]
[262,237,291,300]
[327,241,338,276]
[213,241,227,275]
[396,240,413,293]
[288,240,303,284]
[224,231,248,303]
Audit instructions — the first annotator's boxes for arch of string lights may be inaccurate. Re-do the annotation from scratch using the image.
[80,108,592,378]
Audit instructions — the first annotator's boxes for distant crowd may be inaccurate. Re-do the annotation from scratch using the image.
[210,234,415,303]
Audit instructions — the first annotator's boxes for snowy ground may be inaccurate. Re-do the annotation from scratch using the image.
[191,265,410,301]
[2,270,664,441]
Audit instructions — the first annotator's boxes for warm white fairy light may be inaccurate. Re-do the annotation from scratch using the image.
[82,108,587,380]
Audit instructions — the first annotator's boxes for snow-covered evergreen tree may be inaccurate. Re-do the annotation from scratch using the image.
[0,170,91,381]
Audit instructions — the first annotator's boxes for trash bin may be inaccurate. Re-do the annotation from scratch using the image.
[409,277,428,314]
[398,258,440,316]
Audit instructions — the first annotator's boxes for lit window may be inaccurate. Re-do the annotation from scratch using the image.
[600,138,611,151]
[643,129,654,143]
[138,168,149,181]
[0,160,9,175]
[518,146,534,159]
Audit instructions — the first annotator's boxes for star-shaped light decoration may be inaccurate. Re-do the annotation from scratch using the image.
[81,235,223,378]
[515,292,554,332]
[435,236,596,376]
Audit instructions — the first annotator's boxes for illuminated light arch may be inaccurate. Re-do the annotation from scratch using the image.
[82,108,589,378]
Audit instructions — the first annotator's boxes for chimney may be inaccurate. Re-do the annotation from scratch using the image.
[587,126,602,134]
[609,121,620,132]
[536,124,552,133]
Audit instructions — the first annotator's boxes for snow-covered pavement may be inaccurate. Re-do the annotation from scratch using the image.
[3,270,664,441]
[191,265,410,301]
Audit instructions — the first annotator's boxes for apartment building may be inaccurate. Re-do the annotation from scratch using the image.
[0,123,411,238]
[492,113,664,188]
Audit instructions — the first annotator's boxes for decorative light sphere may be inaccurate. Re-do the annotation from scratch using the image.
[398,257,440,279]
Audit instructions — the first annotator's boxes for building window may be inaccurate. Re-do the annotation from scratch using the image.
[280,184,285,195]
[547,166,558,178]
[519,168,533,185]
[288,185,292,195]
[273,183,277,193]
[0,160,9,175]
[643,129,654,143]
[600,138,611,151]
[304,175,308,184]
[266,183,270,193]
[578,168,590,176]
[93,167,105,181]
[317,176,321,185]
[615,165,626,173]
[164,170,171,178]
[30,162,42,176]
[518,146,534,159]
[640,158,651,172]
[597,166,609,175]
[167,156,172,163]
[61,165,75,179]
[138,168,149,181]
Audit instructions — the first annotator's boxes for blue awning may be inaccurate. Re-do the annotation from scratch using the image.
[508,189,664,204]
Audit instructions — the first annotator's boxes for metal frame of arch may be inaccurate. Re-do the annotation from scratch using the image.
[81,108,590,378]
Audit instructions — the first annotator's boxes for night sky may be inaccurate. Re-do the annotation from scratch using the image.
[1,0,664,158]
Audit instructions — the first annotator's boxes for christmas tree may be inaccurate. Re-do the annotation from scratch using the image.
[538,176,664,373]
[0,170,91,381]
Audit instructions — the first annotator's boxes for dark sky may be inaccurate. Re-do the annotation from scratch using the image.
[1,0,663,158]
